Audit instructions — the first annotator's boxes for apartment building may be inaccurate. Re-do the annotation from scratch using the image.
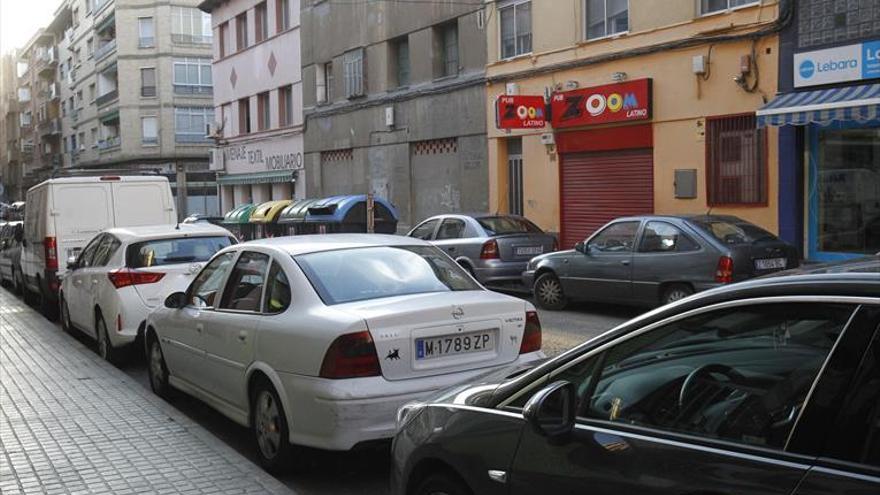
[53,0,218,218]
[198,0,304,211]
[0,53,23,202]
[301,1,488,230]
[487,0,786,248]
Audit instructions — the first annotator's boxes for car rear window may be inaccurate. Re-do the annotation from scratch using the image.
[126,236,233,268]
[478,216,542,235]
[690,218,777,245]
[296,245,481,305]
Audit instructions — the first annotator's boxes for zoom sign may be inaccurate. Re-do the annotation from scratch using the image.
[550,79,652,129]
[794,40,880,88]
[495,95,548,129]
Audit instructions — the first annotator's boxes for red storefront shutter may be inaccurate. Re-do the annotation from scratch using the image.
[560,148,654,249]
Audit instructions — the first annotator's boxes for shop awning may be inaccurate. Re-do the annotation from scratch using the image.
[757,83,880,127]
[216,170,295,186]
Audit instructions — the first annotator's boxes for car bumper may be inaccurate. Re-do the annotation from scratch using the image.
[109,291,152,348]
[277,351,544,451]
[521,269,536,289]
[474,260,529,285]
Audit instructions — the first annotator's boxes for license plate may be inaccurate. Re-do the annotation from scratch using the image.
[515,246,543,256]
[755,258,787,270]
[416,330,496,360]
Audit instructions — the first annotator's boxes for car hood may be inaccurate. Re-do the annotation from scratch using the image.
[530,249,576,265]
[418,357,549,407]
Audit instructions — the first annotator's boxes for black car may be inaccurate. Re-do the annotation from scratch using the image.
[392,258,880,495]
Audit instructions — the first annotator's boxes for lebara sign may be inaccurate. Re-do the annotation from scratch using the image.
[794,40,880,88]
[550,79,652,129]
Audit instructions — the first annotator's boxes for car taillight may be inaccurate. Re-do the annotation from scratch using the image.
[107,269,165,289]
[320,330,381,379]
[116,314,123,332]
[520,311,542,354]
[480,239,500,259]
[715,256,734,284]
[44,236,58,270]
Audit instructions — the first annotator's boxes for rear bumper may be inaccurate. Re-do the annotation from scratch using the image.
[521,269,536,290]
[109,291,152,349]
[474,260,529,285]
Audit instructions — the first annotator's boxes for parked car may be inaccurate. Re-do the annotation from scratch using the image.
[144,234,545,471]
[407,214,557,288]
[59,223,234,363]
[524,215,799,309]
[392,260,880,495]
[0,221,24,293]
[22,176,177,317]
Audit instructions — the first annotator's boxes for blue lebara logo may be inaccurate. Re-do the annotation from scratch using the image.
[799,59,816,79]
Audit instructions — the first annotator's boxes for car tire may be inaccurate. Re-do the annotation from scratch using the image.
[533,273,567,310]
[661,284,694,306]
[95,312,118,364]
[12,268,23,296]
[59,294,74,334]
[251,379,293,473]
[147,333,173,399]
[413,472,473,495]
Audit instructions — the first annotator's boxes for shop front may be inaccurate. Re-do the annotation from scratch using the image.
[215,133,304,212]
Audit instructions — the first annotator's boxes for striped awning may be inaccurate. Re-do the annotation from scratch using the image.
[756,83,880,127]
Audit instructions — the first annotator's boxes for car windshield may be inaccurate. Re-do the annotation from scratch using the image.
[127,236,233,268]
[690,218,777,245]
[477,216,542,235]
[296,245,481,305]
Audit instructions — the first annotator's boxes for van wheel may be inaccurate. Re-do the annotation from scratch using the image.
[95,313,118,364]
[533,273,567,310]
[252,379,293,473]
[661,284,693,306]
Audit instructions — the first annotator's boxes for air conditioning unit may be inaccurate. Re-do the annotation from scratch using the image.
[209,148,225,171]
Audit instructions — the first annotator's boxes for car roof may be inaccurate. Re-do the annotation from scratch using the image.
[239,234,429,256]
[105,223,231,241]
[31,176,169,188]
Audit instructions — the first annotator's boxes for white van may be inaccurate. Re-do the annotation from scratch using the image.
[22,176,176,316]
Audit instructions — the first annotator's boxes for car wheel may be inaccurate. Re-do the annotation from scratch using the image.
[59,294,74,334]
[252,379,292,473]
[533,273,567,310]
[147,334,173,399]
[661,284,694,306]
[12,268,23,295]
[95,313,117,364]
[413,472,473,495]
[39,285,58,321]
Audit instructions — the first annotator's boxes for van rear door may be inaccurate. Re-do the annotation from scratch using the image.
[111,181,176,227]
[52,183,114,276]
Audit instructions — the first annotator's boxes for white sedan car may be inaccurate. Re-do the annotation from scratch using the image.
[59,223,235,363]
[144,234,545,471]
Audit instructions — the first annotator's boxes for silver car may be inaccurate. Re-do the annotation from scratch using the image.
[408,214,557,288]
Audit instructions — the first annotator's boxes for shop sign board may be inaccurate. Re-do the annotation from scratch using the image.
[794,40,880,88]
[495,95,548,129]
[221,134,304,175]
[550,79,652,129]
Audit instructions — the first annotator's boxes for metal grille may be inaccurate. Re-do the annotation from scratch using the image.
[321,149,353,162]
[706,114,767,206]
[412,138,457,156]
[507,138,523,216]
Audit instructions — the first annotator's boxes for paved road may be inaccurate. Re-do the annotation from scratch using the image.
[28,291,635,494]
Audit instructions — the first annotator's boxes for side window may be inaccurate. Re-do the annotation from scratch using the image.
[409,219,439,240]
[78,235,104,267]
[92,235,121,266]
[219,251,270,312]
[639,221,701,253]
[188,252,236,308]
[588,221,640,253]
[263,261,291,314]
[582,303,855,450]
[435,219,466,240]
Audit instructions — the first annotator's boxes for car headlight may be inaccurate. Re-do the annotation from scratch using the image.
[396,401,426,431]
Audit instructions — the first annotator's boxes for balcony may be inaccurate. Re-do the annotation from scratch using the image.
[36,47,58,78]
[39,118,62,136]
[98,136,120,151]
[46,82,60,100]
[171,34,212,45]
[173,85,213,96]
[96,89,118,107]
[93,39,117,62]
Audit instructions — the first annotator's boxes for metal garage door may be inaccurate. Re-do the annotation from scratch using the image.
[560,148,654,249]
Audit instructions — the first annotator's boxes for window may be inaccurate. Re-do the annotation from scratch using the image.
[188,252,236,308]
[76,90,83,105]
[128,237,232,268]
[219,22,229,57]
[586,0,628,39]
[639,221,700,253]
[236,13,248,51]
[409,219,439,240]
[138,17,155,48]
[174,107,214,143]
[92,235,121,267]
[439,23,459,77]
[254,2,268,43]
[238,98,251,134]
[343,48,365,98]
[221,103,232,136]
[278,85,293,127]
[588,221,640,252]
[90,127,97,146]
[706,114,767,206]
[263,262,291,313]
[257,91,270,131]
[317,61,334,103]
[86,38,94,57]
[276,0,290,33]
[171,6,212,44]
[701,0,758,15]
[141,116,158,145]
[580,303,854,449]
[74,49,81,66]
[500,0,532,59]
[219,252,270,312]
[477,216,542,235]
[393,38,410,87]
[77,235,105,268]
[140,67,156,97]
[173,57,212,94]
[436,219,466,240]
[89,83,96,102]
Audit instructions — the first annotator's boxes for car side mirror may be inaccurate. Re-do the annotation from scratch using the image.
[66,255,78,271]
[575,241,591,255]
[523,380,576,438]
[164,291,188,309]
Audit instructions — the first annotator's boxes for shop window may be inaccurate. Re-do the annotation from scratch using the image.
[586,0,628,40]
[499,0,532,59]
[706,114,766,206]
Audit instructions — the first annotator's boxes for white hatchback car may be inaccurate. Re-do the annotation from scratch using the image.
[144,234,545,471]
[59,223,236,363]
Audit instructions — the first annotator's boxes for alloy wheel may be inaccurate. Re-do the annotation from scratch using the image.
[255,390,282,461]
[96,318,110,361]
[149,341,165,391]
[665,289,690,303]
[537,278,562,305]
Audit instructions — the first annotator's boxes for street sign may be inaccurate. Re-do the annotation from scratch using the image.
[495,95,548,129]
[550,78,652,129]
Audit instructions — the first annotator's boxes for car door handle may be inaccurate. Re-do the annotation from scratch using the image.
[620,260,631,266]
[195,324,203,334]
[237,331,247,342]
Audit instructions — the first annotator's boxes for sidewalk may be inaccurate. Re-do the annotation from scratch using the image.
[0,288,294,495]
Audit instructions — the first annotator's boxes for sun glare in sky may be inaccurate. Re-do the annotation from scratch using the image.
[0,0,63,54]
